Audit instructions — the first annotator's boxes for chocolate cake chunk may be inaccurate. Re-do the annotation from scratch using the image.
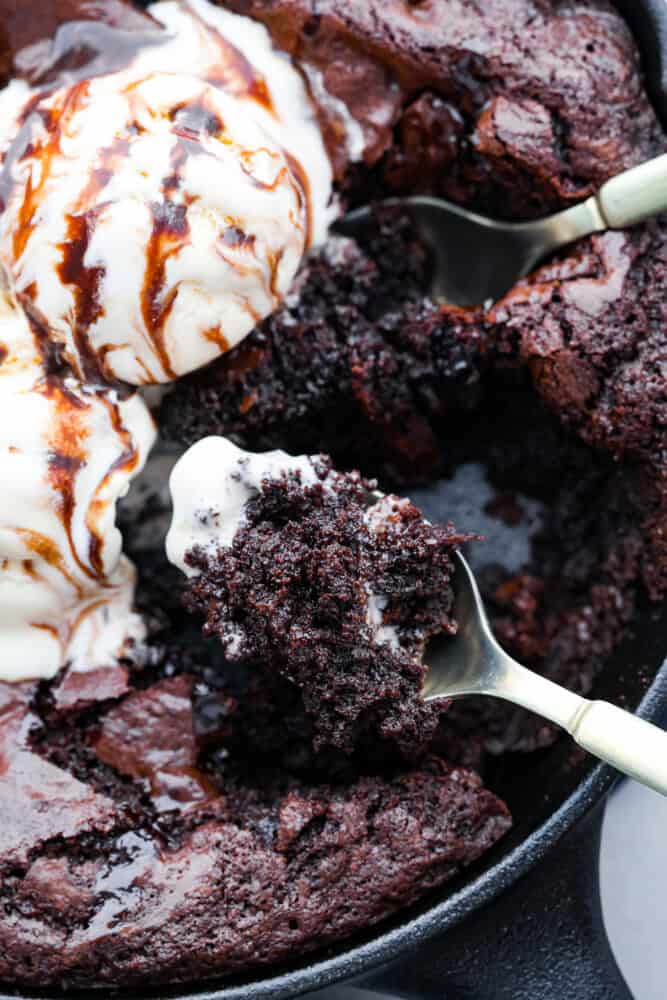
[163,206,667,597]
[0,641,511,990]
[161,209,484,484]
[489,221,667,473]
[0,745,509,990]
[222,0,664,216]
[167,438,469,754]
[160,202,667,766]
[49,665,132,713]
[486,220,667,598]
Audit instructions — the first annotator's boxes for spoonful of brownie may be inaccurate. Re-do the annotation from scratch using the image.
[166,436,667,795]
[340,153,667,306]
[425,549,667,795]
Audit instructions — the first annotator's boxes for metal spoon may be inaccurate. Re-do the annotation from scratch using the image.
[424,550,667,795]
[339,153,667,306]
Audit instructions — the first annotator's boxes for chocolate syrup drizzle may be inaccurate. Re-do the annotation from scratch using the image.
[0,1,316,391]
[0,0,323,660]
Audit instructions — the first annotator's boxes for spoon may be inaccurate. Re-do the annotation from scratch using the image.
[339,153,667,306]
[424,550,667,796]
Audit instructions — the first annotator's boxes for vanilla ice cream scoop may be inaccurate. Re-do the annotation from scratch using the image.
[0,70,308,385]
[0,288,156,681]
[166,436,322,574]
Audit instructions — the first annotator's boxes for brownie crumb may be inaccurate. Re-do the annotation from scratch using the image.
[182,455,468,755]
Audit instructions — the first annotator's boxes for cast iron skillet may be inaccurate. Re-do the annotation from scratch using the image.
[3,2,667,998]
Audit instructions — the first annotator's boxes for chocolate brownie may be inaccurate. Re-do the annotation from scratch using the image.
[430,389,650,758]
[0,432,510,989]
[162,208,667,509]
[161,210,484,484]
[2,0,663,214]
[176,450,469,755]
[0,672,510,990]
[0,0,158,84]
[163,201,666,758]
[170,381,652,766]
[488,220,667,606]
[221,0,665,216]
[488,222,667,472]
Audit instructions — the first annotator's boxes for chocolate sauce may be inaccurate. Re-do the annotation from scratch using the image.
[83,391,144,576]
[200,327,229,352]
[74,132,132,215]
[285,151,311,247]
[13,16,162,89]
[222,225,255,249]
[7,81,88,267]
[141,197,190,383]
[183,2,276,117]
[0,702,117,869]
[15,528,80,592]
[39,376,101,585]
[94,676,219,814]
[268,247,285,299]
[57,210,106,383]
[171,99,225,139]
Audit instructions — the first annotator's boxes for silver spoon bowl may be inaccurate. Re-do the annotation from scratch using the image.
[425,550,667,796]
[340,153,667,306]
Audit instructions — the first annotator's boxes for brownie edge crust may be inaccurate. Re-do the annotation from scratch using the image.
[0,671,510,990]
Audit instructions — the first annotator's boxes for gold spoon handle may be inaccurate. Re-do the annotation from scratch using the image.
[521,152,667,274]
[596,151,667,229]
[492,655,667,796]
[432,551,667,796]
[569,700,667,795]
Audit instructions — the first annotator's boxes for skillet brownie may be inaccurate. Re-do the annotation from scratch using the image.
[162,0,667,753]
[218,0,663,215]
[0,0,664,991]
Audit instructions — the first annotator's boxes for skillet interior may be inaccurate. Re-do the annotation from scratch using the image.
[121,0,665,855]
[143,0,667,990]
[132,471,667,1000]
[3,452,666,1000]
